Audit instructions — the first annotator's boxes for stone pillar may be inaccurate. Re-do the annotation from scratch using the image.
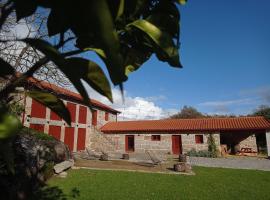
[266,131,270,158]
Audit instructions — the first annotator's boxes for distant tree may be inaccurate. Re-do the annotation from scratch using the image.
[251,105,270,120]
[170,105,205,119]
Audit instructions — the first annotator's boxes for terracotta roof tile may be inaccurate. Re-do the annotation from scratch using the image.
[101,117,270,133]
[27,78,120,113]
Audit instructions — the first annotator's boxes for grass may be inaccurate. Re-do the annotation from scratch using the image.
[47,167,270,200]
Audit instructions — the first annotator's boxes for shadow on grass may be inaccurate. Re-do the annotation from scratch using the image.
[32,186,80,200]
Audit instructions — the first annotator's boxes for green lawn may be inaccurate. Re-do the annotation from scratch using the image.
[47,167,270,200]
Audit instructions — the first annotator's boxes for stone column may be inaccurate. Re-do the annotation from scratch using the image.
[266,131,270,158]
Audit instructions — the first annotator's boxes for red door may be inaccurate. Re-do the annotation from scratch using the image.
[48,125,61,140]
[125,135,135,152]
[172,135,182,154]
[77,128,86,151]
[64,127,75,151]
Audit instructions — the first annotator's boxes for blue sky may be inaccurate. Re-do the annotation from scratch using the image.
[27,1,269,120]
[88,0,270,120]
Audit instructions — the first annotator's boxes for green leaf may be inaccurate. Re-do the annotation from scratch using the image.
[177,0,188,5]
[64,57,113,103]
[47,8,69,36]
[23,38,64,65]
[127,19,182,68]
[116,0,125,20]
[0,141,15,174]
[14,0,37,21]
[87,0,127,85]
[0,113,22,139]
[0,58,15,77]
[27,90,71,125]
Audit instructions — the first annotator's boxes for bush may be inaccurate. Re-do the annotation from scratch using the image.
[187,149,215,158]
[208,134,218,158]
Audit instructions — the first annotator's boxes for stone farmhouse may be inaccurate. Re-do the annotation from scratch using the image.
[15,79,270,158]
[101,118,270,157]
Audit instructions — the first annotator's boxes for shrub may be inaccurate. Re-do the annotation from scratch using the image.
[187,149,215,158]
[208,134,218,158]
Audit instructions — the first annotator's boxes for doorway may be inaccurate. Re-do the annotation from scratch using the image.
[125,135,135,152]
[172,135,182,154]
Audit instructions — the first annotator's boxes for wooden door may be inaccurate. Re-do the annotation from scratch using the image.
[125,135,134,152]
[172,135,182,154]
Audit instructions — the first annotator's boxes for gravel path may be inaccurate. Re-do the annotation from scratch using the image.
[189,157,270,171]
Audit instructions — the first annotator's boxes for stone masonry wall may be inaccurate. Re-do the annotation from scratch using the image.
[92,132,221,155]
[238,134,257,152]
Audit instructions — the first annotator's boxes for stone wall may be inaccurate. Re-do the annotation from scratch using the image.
[181,133,220,154]
[91,132,221,155]
[238,134,257,152]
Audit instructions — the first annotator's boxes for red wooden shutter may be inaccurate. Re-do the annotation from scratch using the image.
[79,105,87,124]
[195,135,203,144]
[92,110,97,126]
[105,112,109,121]
[48,125,61,140]
[64,127,75,151]
[77,128,86,151]
[67,102,76,123]
[50,111,61,120]
[31,99,46,118]
[29,124,45,132]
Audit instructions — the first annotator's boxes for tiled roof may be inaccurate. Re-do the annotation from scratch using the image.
[101,117,270,133]
[27,77,120,114]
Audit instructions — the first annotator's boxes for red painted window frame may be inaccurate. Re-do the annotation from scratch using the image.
[105,112,109,121]
[92,110,97,126]
[151,135,161,141]
[195,135,204,144]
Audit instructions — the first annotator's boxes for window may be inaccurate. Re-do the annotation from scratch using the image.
[105,112,109,121]
[151,135,161,141]
[195,135,204,144]
[92,110,97,126]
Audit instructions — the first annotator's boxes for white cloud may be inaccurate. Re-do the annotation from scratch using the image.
[240,86,270,104]
[82,82,177,120]
[198,98,257,107]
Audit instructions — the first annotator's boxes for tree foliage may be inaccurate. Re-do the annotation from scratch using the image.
[251,105,270,120]
[0,0,186,128]
[170,105,204,119]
